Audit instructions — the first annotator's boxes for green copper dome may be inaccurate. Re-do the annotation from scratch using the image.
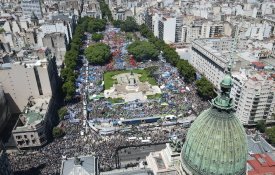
[220,74,233,88]
[181,73,247,175]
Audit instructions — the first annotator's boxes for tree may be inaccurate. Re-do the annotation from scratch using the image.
[87,19,106,33]
[92,33,104,42]
[266,126,275,145]
[60,16,92,102]
[113,20,123,28]
[62,80,76,100]
[195,77,216,100]
[99,0,113,21]
[58,107,67,121]
[256,120,266,133]
[177,60,196,83]
[127,41,159,61]
[139,24,154,38]
[0,28,5,33]
[85,43,111,65]
[52,127,64,138]
[120,17,139,32]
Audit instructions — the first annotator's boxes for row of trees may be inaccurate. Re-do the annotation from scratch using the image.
[139,24,215,99]
[61,17,107,100]
[99,0,113,21]
[113,17,139,32]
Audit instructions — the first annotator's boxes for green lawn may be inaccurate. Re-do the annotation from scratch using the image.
[147,93,162,99]
[103,69,157,90]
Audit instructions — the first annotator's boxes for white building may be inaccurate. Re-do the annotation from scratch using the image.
[201,21,224,38]
[190,38,232,87]
[231,70,275,124]
[244,22,272,40]
[158,16,176,44]
[146,142,180,175]
[81,0,102,19]
[181,23,201,43]
[40,22,71,43]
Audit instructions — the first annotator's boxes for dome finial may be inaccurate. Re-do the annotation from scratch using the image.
[212,57,234,110]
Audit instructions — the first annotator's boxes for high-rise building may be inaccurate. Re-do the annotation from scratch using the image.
[231,70,275,124]
[21,0,43,19]
[158,16,176,44]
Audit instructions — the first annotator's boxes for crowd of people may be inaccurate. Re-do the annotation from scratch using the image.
[9,116,179,174]
[8,26,210,175]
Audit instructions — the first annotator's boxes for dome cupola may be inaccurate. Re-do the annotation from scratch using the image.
[181,71,247,175]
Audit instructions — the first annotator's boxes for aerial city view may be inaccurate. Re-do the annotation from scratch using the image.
[0,0,275,175]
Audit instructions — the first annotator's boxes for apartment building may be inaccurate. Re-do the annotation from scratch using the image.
[158,16,176,44]
[21,0,43,19]
[231,70,275,124]
[181,22,201,43]
[201,21,224,38]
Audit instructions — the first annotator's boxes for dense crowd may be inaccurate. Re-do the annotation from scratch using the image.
[9,116,176,174]
[8,26,209,175]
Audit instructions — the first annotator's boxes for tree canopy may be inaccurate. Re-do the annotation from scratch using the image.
[256,120,266,133]
[266,126,275,146]
[195,77,216,100]
[61,16,108,101]
[85,43,111,65]
[87,18,106,33]
[99,0,113,21]
[127,41,159,61]
[58,107,67,121]
[177,60,196,83]
[113,20,123,28]
[61,17,87,101]
[52,127,64,138]
[92,33,104,42]
[120,17,139,32]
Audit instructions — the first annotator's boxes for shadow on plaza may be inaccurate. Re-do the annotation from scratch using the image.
[13,164,49,175]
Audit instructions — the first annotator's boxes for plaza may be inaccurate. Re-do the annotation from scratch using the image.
[104,70,161,102]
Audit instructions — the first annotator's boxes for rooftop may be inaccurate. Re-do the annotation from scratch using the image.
[247,154,275,175]
[247,133,275,155]
[13,96,51,132]
[13,112,44,132]
[60,155,98,175]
